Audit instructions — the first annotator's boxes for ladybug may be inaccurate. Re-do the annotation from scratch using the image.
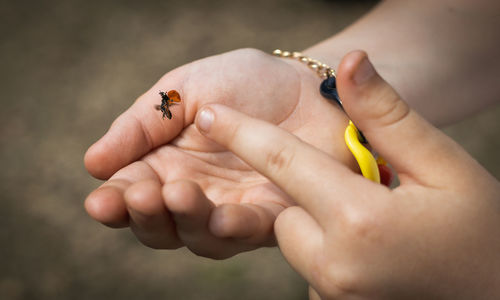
[156,90,181,119]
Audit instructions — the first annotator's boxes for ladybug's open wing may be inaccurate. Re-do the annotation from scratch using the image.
[167,90,181,102]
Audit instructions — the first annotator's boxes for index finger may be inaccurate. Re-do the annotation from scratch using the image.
[195,104,368,221]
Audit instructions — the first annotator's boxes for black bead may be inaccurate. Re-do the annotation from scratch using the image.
[320,77,369,143]
[320,77,342,108]
[358,130,367,144]
[324,76,336,89]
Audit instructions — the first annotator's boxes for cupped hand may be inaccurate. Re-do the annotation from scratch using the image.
[84,48,354,258]
[195,51,500,297]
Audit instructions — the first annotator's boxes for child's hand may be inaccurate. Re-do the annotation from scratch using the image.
[84,48,354,258]
[195,51,500,297]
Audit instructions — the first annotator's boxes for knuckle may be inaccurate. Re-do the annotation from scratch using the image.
[131,111,155,150]
[338,206,381,242]
[264,142,296,176]
[225,121,243,149]
[368,86,410,128]
[311,261,359,298]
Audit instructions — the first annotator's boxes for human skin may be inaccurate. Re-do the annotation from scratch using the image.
[194,51,500,299]
[84,0,500,258]
[85,48,355,258]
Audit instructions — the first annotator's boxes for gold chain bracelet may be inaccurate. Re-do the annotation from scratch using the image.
[273,49,342,107]
[272,49,336,79]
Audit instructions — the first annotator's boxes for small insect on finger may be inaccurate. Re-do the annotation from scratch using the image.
[157,90,182,120]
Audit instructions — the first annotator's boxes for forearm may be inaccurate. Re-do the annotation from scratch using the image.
[304,0,500,126]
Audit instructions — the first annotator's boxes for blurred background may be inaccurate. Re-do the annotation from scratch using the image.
[1,0,499,299]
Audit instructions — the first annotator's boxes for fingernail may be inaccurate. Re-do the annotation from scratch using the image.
[197,108,214,133]
[353,57,375,85]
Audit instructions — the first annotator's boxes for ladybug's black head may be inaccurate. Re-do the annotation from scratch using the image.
[159,91,169,101]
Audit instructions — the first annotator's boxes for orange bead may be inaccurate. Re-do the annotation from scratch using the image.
[378,164,394,187]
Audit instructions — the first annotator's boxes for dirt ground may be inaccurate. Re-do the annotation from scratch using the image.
[1,0,499,299]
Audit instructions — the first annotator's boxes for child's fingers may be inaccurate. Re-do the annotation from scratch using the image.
[195,104,369,224]
[124,179,183,249]
[84,161,159,227]
[84,180,129,228]
[275,206,323,286]
[162,180,255,259]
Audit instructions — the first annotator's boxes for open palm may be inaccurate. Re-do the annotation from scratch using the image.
[85,49,354,258]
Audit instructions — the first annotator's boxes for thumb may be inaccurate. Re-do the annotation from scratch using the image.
[336,51,470,185]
